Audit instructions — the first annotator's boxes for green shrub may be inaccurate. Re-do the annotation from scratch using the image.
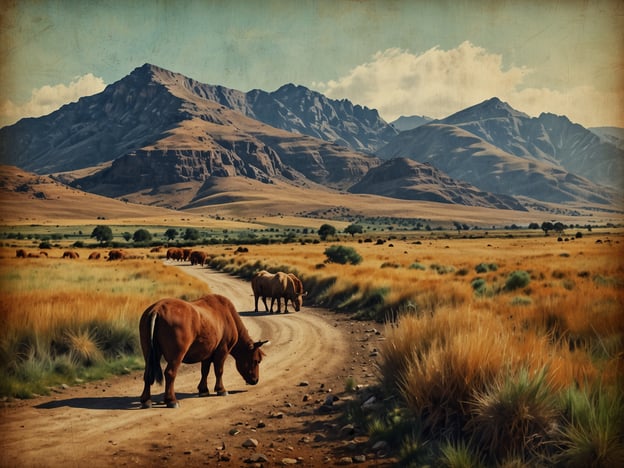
[465,368,558,463]
[324,245,362,265]
[475,263,498,273]
[409,262,426,270]
[555,386,624,467]
[430,263,455,274]
[504,270,530,291]
[471,278,488,296]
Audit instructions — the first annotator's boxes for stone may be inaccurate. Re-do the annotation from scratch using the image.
[281,458,298,465]
[245,453,269,463]
[242,438,259,448]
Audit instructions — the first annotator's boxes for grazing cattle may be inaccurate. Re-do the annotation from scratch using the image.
[27,253,40,258]
[150,246,162,253]
[62,251,79,259]
[16,249,26,258]
[251,270,305,313]
[39,251,48,257]
[189,250,207,266]
[88,252,101,260]
[182,248,192,261]
[139,294,267,409]
[107,249,125,261]
[166,247,184,261]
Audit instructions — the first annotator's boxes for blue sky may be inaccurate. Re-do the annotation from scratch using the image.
[1,0,622,128]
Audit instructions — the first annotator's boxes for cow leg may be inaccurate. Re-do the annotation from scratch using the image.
[262,296,269,312]
[164,358,183,408]
[254,294,259,313]
[197,360,211,397]
[283,297,289,313]
[140,374,152,408]
[213,351,229,396]
[270,297,275,313]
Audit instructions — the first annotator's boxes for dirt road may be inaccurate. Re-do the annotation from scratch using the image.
[0,266,389,467]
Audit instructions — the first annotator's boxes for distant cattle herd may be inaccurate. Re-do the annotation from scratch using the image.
[14,246,307,314]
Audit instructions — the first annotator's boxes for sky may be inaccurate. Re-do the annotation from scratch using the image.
[1,0,623,129]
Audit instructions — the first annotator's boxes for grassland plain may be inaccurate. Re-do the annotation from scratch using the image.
[1,226,623,465]
[0,250,212,397]
[201,229,624,465]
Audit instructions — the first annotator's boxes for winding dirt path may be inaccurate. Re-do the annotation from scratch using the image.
[0,266,388,467]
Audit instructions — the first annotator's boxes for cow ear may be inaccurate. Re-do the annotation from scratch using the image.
[303,291,309,296]
[254,340,269,349]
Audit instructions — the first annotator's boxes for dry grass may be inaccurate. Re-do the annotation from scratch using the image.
[0,249,212,397]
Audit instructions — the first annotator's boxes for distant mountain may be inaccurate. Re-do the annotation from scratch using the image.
[348,157,526,211]
[378,121,616,206]
[590,126,624,150]
[390,115,432,132]
[0,65,620,213]
[0,64,379,196]
[436,98,623,189]
[379,98,621,205]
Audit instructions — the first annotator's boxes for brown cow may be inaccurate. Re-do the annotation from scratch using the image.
[166,247,183,261]
[62,251,79,259]
[88,252,101,260]
[16,249,26,258]
[107,249,125,260]
[189,250,207,266]
[182,248,192,261]
[139,294,267,408]
[251,270,305,313]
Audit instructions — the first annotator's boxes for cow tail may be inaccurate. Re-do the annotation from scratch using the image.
[145,311,163,385]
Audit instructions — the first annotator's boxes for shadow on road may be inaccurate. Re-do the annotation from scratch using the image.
[239,310,296,317]
[34,390,248,411]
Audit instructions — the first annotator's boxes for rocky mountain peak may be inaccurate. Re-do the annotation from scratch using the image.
[443,97,529,125]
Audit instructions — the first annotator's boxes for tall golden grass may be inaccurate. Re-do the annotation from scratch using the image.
[202,230,623,464]
[0,249,212,397]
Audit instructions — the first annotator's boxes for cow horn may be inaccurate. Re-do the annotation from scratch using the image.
[254,340,270,349]
[303,291,309,296]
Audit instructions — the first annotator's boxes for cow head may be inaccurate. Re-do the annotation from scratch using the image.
[235,340,268,385]
[290,291,307,312]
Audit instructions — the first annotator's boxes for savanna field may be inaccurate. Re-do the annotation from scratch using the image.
[1,226,622,466]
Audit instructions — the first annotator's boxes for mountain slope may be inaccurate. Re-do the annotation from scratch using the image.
[438,98,623,188]
[348,157,526,210]
[378,122,616,205]
[1,64,379,195]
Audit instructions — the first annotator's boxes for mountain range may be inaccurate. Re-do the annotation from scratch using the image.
[0,63,621,215]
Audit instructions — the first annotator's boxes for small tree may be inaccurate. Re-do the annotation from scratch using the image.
[90,225,113,245]
[133,229,152,243]
[318,224,337,241]
[164,228,178,241]
[541,222,554,236]
[183,228,200,241]
[344,224,363,237]
[324,245,362,265]
[122,232,132,242]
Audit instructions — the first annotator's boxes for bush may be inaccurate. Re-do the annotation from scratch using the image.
[324,245,362,265]
[475,263,498,273]
[471,278,488,296]
[504,270,530,291]
[466,368,558,463]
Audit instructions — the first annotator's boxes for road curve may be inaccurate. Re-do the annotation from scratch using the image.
[0,265,349,467]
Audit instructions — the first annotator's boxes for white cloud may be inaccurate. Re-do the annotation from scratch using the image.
[313,41,623,128]
[0,74,106,127]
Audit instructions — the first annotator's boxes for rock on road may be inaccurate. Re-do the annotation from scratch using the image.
[0,266,351,467]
